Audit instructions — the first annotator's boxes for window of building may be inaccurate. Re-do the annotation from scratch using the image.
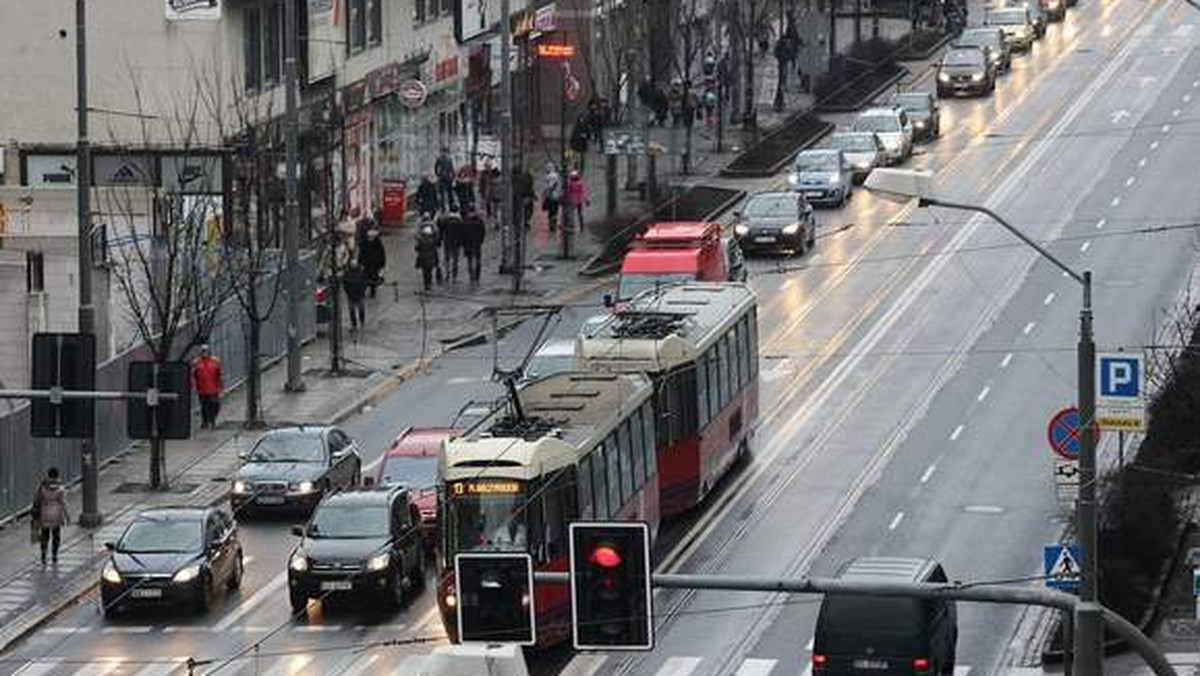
[242,1,306,91]
[346,0,381,54]
[26,251,44,293]
[244,8,262,90]
[264,2,283,84]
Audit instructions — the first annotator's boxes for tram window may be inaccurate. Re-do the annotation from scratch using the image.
[641,402,657,478]
[605,438,622,514]
[630,409,646,489]
[578,456,595,520]
[707,348,720,420]
[697,349,710,426]
[738,317,751,387]
[679,367,698,437]
[718,337,731,408]
[749,309,759,377]
[731,325,743,391]
[617,421,635,499]
[526,477,545,560]
[592,445,609,519]
[541,469,575,561]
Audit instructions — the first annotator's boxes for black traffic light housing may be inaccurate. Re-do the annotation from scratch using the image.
[127,361,192,440]
[30,332,96,438]
[569,522,654,650]
[454,552,536,645]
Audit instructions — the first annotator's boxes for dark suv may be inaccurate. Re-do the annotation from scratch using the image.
[287,488,426,613]
[812,557,957,675]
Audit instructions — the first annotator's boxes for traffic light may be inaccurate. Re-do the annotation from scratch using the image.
[127,361,192,440]
[30,332,96,438]
[454,553,536,645]
[569,522,654,650]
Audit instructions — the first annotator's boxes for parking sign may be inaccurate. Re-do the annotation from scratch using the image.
[1096,353,1145,431]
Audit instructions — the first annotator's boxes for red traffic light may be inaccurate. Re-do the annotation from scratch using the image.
[589,545,623,569]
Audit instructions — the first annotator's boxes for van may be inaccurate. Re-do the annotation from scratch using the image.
[812,557,957,675]
[617,221,744,300]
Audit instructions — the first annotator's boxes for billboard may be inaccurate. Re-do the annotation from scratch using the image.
[457,0,498,42]
[166,0,221,20]
[307,0,340,83]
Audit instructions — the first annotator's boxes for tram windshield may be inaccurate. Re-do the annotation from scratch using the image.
[444,479,529,556]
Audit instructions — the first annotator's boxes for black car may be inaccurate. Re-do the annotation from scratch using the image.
[100,506,243,617]
[231,426,362,513]
[733,191,817,255]
[936,47,995,98]
[287,488,426,613]
[891,92,941,141]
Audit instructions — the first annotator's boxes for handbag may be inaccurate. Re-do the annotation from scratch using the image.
[29,517,41,544]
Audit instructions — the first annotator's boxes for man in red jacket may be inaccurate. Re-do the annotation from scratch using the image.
[192,344,223,429]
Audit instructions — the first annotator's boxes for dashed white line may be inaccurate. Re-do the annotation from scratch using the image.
[888,512,906,531]
[1162,124,1172,133]
[920,464,938,484]
[977,386,991,402]
[1023,321,1036,335]
[1185,94,1192,103]
[950,424,965,441]
[101,626,153,634]
[1044,292,1056,305]
[1137,158,1147,168]
[736,659,780,676]
[1096,218,1106,229]
[294,624,344,633]
[1194,80,1200,88]
[1173,109,1182,117]
[1125,176,1136,187]
[42,626,92,634]
[657,657,703,676]
[1151,140,1161,150]
[1001,352,1014,369]
[1080,241,1091,252]
[1110,196,1121,207]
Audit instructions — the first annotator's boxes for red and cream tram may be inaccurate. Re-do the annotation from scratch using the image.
[577,282,759,517]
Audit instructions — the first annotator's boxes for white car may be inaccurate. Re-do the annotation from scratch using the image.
[851,107,914,165]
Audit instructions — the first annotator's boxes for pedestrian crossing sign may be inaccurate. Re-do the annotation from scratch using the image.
[1044,544,1082,590]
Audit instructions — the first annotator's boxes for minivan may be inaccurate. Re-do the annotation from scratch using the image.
[812,557,957,675]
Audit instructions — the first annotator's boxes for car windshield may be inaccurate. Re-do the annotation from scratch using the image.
[944,50,984,66]
[309,504,390,538]
[248,432,325,463]
[893,95,930,111]
[987,9,1026,24]
[795,153,839,172]
[618,272,693,300]
[118,518,203,554]
[744,194,798,218]
[853,115,900,133]
[379,455,439,489]
[445,480,528,557]
[828,134,877,152]
[957,31,997,47]
[525,345,576,380]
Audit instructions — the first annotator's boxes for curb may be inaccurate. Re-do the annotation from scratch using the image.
[815,64,910,113]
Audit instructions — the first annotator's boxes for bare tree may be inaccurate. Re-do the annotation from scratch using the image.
[670,0,720,174]
[100,75,230,488]
[725,0,771,129]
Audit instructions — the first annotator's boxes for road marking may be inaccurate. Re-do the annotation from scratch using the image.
[1125,176,1136,187]
[446,376,489,385]
[1165,653,1200,664]
[805,638,814,651]
[212,572,286,631]
[1162,124,1171,133]
[977,386,991,402]
[736,658,779,676]
[558,654,610,676]
[133,658,190,676]
[1001,352,1014,369]
[1080,240,1091,252]
[1044,292,1056,305]
[950,424,964,441]
[1151,140,1160,150]
[1184,94,1192,103]
[101,625,154,634]
[1172,108,1182,117]
[263,655,313,676]
[954,668,973,676]
[42,626,91,634]
[964,505,1006,514]
[920,464,938,484]
[1138,158,1147,168]
[11,658,63,676]
[1023,321,1036,335]
[655,657,703,676]
[338,654,385,676]
[1110,196,1121,207]
[294,624,343,633]
[888,512,905,531]
[73,659,125,676]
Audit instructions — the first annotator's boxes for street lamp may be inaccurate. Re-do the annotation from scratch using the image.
[864,168,1102,675]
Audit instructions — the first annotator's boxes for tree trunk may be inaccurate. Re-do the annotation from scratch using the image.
[150,437,166,489]
[245,314,263,427]
[606,154,619,219]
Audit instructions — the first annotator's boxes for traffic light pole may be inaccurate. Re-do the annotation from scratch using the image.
[283,0,305,393]
[74,0,100,529]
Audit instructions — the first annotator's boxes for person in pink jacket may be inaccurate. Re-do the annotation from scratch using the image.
[564,170,589,232]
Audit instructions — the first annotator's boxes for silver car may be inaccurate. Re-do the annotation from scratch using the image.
[852,107,914,165]
[821,132,887,183]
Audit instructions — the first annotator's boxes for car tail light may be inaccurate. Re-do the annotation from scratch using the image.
[811,654,828,671]
[912,657,932,672]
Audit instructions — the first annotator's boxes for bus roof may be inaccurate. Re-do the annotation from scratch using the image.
[637,221,717,243]
[577,282,756,372]
[441,372,653,481]
[621,246,703,274]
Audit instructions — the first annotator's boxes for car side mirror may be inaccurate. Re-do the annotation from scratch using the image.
[291,525,305,537]
[603,293,614,308]
[732,210,742,220]
[104,541,116,551]
[237,450,249,462]
[362,475,375,488]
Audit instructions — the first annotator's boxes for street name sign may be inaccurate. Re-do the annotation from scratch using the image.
[1044,544,1082,591]
[1096,352,1145,431]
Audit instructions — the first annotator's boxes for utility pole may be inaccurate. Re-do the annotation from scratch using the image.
[1075,270,1102,676]
[74,0,100,528]
[283,0,305,392]
[499,0,519,293]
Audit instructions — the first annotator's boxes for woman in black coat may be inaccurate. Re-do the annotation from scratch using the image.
[358,228,386,298]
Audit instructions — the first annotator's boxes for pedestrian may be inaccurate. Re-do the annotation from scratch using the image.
[454,164,477,214]
[414,222,441,291]
[541,162,563,232]
[416,174,440,220]
[513,166,535,230]
[358,227,386,298]
[461,208,486,284]
[31,467,68,566]
[343,264,368,330]
[564,169,589,232]
[668,80,685,127]
[192,344,223,429]
[703,87,718,126]
[479,159,500,221]
[438,209,464,282]
[435,147,457,211]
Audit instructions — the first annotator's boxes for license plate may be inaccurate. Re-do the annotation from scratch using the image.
[320,580,353,591]
[256,496,285,505]
[852,659,890,670]
[754,236,776,244]
[804,191,823,198]
[130,588,163,599]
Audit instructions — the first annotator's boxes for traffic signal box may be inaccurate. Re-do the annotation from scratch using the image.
[569,522,654,650]
[126,361,192,440]
[454,552,536,645]
[31,333,96,438]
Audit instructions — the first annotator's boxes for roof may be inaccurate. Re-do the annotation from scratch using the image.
[321,489,400,508]
[441,372,654,481]
[797,147,841,157]
[533,338,576,358]
[135,506,210,521]
[858,106,901,117]
[622,247,703,274]
[838,557,937,582]
[388,427,457,457]
[262,425,332,439]
[638,221,717,243]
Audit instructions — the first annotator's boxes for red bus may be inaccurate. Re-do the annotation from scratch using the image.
[577,282,759,517]
[437,372,660,646]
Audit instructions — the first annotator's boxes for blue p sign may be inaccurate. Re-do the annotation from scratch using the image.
[1099,356,1140,399]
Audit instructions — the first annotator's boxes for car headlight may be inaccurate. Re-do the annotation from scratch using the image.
[443,592,457,608]
[781,223,800,235]
[734,223,750,236]
[233,480,250,494]
[102,562,122,584]
[914,120,926,128]
[971,73,985,82]
[787,172,798,186]
[291,480,316,494]
[289,552,308,572]
[938,71,950,82]
[366,553,391,572]
[853,161,871,170]
[991,53,1001,63]
[173,565,201,584]
[828,174,841,186]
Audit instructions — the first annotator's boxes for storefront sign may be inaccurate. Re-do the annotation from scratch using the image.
[343,80,368,114]
[166,0,220,20]
[162,155,223,194]
[533,3,557,32]
[381,179,407,227]
[367,63,402,101]
[24,155,77,188]
[399,79,429,108]
[94,154,154,186]
[535,43,575,59]
[434,56,461,84]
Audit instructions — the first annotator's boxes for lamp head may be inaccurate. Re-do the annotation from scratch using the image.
[863,168,934,205]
